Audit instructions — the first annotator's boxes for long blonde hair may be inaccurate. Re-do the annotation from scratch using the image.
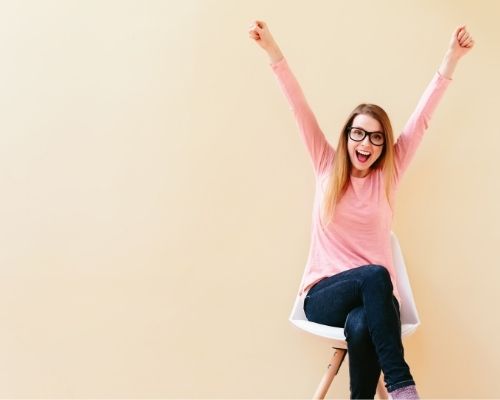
[321,104,396,227]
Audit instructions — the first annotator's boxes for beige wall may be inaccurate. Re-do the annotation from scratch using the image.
[0,0,498,398]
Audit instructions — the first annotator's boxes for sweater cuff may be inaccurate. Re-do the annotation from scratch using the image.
[269,57,286,69]
[436,70,453,82]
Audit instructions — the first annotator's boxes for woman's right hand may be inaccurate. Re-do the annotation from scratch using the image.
[248,20,279,53]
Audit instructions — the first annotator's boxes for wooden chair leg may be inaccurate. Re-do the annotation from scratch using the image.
[313,347,347,400]
[376,373,389,399]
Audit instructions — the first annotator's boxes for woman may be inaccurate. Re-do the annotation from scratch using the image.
[248,20,474,399]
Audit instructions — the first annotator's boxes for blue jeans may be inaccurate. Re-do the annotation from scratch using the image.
[303,265,415,398]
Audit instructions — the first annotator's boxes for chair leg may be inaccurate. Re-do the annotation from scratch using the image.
[376,373,389,399]
[313,347,347,400]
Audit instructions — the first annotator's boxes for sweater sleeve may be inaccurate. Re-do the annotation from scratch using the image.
[394,71,452,185]
[270,57,334,177]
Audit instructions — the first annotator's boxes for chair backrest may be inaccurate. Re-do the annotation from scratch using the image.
[289,231,420,346]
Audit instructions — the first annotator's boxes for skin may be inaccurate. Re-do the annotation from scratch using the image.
[347,114,384,178]
[248,21,474,77]
[248,20,475,176]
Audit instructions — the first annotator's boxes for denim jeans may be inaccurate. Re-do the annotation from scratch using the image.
[303,265,415,398]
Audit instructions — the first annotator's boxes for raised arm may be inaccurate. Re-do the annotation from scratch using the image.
[248,20,334,177]
[394,25,475,184]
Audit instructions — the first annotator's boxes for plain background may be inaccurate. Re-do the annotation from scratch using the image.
[0,0,499,398]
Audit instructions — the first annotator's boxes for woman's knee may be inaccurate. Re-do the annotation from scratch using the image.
[360,264,393,290]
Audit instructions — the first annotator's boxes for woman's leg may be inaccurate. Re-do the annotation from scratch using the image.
[344,305,381,399]
[303,265,416,395]
[356,265,414,393]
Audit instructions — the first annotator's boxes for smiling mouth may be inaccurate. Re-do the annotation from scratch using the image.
[356,150,371,163]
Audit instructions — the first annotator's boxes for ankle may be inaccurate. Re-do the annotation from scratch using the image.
[388,384,420,399]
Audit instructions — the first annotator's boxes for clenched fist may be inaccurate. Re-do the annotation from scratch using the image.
[448,25,475,59]
[248,20,284,63]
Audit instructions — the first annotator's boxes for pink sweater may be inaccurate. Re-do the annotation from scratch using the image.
[270,57,451,306]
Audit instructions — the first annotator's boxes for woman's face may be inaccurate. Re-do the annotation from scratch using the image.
[347,114,385,178]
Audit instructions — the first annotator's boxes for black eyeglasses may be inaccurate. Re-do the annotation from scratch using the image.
[347,126,385,146]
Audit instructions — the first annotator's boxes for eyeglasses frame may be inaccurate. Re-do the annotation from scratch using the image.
[346,126,385,147]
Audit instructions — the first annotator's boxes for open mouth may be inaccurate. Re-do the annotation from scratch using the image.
[356,150,371,163]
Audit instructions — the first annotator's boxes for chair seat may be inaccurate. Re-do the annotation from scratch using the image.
[290,319,419,349]
[289,231,421,348]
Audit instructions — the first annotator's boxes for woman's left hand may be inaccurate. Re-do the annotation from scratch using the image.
[447,25,475,59]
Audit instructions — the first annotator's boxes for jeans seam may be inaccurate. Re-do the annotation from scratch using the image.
[387,379,415,392]
[344,310,351,337]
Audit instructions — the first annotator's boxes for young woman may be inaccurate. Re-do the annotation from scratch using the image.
[248,20,474,400]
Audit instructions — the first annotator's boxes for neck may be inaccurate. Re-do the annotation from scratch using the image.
[351,169,371,178]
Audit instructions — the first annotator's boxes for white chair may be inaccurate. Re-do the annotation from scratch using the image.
[289,231,420,399]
